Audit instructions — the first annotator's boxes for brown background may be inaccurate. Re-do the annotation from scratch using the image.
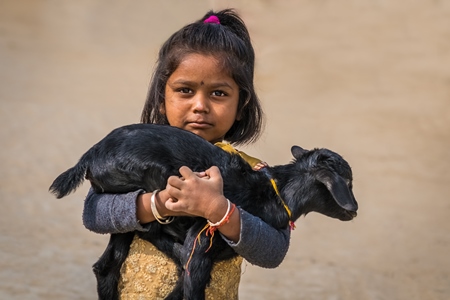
[1,1,449,299]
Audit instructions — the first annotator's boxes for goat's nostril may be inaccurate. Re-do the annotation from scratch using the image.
[344,210,357,219]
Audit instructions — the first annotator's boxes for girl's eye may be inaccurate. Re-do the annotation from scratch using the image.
[179,88,192,94]
[211,90,226,97]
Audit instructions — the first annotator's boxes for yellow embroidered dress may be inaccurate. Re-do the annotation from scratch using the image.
[118,143,262,300]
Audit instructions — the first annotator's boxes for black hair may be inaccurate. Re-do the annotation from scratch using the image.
[141,9,264,145]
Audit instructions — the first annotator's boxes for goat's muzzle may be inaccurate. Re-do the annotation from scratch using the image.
[347,210,357,219]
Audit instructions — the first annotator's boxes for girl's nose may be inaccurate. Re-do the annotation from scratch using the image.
[192,93,210,113]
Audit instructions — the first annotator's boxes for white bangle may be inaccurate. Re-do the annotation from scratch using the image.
[207,199,231,227]
[150,189,174,225]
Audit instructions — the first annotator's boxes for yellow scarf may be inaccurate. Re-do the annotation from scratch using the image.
[214,142,262,168]
[216,142,295,230]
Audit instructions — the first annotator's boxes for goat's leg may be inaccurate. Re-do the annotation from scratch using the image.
[93,232,134,300]
[183,254,212,300]
[180,222,224,300]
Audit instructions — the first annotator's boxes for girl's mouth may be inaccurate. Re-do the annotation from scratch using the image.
[188,122,212,129]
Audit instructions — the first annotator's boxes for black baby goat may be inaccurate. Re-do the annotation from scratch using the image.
[49,123,358,300]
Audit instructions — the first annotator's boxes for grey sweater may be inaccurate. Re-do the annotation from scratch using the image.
[83,188,290,268]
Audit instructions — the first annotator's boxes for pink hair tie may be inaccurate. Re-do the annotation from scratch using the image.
[204,15,220,24]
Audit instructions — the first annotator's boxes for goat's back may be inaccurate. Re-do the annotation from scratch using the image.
[86,124,287,228]
[85,124,234,193]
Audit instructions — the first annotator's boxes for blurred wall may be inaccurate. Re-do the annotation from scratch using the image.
[1,1,449,299]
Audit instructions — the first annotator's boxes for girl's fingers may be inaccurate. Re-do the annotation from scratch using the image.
[165,165,223,217]
[178,166,195,179]
[194,171,208,178]
[204,166,221,179]
[167,174,185,189]
[165,198,196,216]
[165,197,181,211]
[252,161,268,171]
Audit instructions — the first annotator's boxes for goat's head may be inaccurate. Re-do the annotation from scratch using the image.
[287,146,358,222]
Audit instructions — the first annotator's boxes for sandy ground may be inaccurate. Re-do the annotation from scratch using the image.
[1,1,449,299]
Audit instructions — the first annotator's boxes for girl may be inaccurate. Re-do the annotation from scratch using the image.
[83,9,291,299]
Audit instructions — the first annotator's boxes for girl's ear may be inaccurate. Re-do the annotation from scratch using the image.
[159,103,166,115]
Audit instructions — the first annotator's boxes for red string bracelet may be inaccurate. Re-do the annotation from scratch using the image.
[185,200,237,273]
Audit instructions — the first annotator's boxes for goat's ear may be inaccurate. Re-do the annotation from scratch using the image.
[291,145,308,159]
[315,169,358,211]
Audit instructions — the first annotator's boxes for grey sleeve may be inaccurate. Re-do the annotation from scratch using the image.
[83,188,291,268]
[221,207,291,268]
[82,188,150,234]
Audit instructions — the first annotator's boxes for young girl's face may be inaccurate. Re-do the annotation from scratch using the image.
[163,53,240,144]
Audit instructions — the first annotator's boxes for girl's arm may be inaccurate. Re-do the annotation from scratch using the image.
[84,166,290,268]
[82,188,186,234]
[165,166,290,268]
[83,188,149,234]
[222,209,290,268]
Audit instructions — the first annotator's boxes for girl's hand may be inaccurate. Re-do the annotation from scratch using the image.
[164,166,227,220]
[253,161,268,171]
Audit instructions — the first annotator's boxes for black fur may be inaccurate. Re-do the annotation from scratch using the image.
[49,123,358,300]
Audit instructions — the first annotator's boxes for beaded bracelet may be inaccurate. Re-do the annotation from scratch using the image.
[207,199,236,228]
[150,189,175,224]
